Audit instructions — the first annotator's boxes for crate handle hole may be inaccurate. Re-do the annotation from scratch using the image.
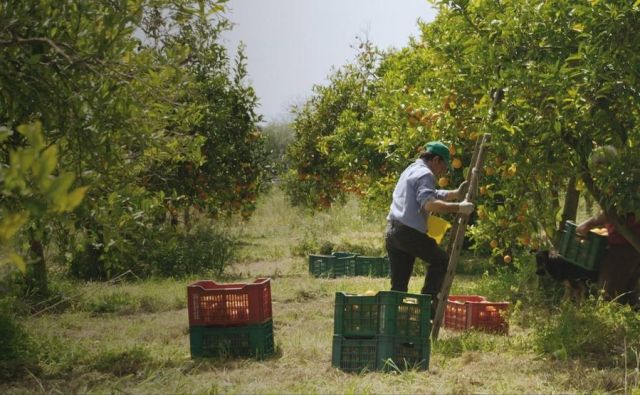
[402,297,418,305]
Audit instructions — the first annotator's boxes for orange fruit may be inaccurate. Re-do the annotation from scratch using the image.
[438,177,449,188]
[477,206,487,219]
[485,167,495,176]
[503,255,512,264]
[420,115,433,127]
[449,144,456,155]
[490,239,498,249]
[452,158,463,169]
[479,186,487,195]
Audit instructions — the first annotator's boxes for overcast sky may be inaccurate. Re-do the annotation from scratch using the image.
[221,0,437,123]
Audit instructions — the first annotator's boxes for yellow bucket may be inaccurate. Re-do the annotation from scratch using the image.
[427,216,452,245]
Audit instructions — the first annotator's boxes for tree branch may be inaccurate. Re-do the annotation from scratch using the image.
[0,36,74,64]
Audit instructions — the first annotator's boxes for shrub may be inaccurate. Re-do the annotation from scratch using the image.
[533,296,640,365]
[70,221,236,279]
[149,223,236,277]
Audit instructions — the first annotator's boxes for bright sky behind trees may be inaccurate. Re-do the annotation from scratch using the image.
[222,0,437,122]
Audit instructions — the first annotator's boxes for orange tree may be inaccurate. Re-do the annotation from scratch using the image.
[422,0,640,254]
[283,40,383,208]
[0,1,268,283]
[143,18,269,222]
[286,0,640,256]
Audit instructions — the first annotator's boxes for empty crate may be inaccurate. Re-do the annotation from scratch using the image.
[354,256,390,277]
[308,252,357,278]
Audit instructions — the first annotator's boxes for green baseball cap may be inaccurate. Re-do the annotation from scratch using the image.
[425,141,451,168]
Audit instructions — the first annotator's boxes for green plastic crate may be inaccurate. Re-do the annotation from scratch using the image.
[308,254,335,277]
[334,291,431,338]
[354,256,390,277]
[332,335,430,372]
[189,320,274,359]
[308,252,357,278]
[558,221,608,271]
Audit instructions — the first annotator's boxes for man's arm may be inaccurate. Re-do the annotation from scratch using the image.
[424,199,473,214]
[440,180,469,202]
[576,212,607,235]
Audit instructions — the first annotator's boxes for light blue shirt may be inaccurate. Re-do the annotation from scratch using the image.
[387,159,448,234]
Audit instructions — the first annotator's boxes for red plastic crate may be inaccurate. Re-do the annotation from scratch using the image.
[444,295,509,334]
[187,278,272,327]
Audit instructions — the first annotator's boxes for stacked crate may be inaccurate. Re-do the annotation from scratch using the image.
[187,278,274,359]
[309,252,390,278]
[444,295,509,334]
[558,221,608,271]
[332,291,431,372]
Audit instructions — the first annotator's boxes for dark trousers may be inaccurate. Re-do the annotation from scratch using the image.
[385,219,449,302]
[599,243,640,306]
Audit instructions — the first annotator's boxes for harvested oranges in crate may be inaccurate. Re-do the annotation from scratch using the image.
[444,295,509,334]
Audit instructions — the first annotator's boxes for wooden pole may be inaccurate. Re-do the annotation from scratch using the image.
[432,133,491,340]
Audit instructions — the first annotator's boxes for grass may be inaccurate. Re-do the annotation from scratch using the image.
[2,188,640,394]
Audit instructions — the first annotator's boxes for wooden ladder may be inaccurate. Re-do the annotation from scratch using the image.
[431,133,491,340]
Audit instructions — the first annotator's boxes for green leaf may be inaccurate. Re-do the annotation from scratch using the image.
[17,121,44,149]
[47,173,75,206]
[0,213,29,244]
[64,186,89,211]
[34,145,58,186]
[0,126,11,143]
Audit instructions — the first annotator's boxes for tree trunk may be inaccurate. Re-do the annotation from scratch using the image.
[184,207,191,231]
[29,237,48,296]
[560,176,580,226]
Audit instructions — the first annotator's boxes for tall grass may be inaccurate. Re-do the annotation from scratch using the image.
[233,188,387,263]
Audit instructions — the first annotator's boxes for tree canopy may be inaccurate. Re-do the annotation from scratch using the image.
[285,0,640,255]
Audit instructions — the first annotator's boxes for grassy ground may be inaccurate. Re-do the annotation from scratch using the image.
[3,189,639,394]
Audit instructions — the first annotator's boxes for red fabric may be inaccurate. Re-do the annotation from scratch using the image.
[605,215,640,245]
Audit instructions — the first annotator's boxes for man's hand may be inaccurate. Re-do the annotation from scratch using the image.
[458,200,474,215]
[456,180,469,199]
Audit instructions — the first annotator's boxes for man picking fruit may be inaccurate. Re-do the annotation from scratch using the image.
[385,141,473,317]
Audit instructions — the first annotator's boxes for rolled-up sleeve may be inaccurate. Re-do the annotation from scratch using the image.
[415,173,448,207]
